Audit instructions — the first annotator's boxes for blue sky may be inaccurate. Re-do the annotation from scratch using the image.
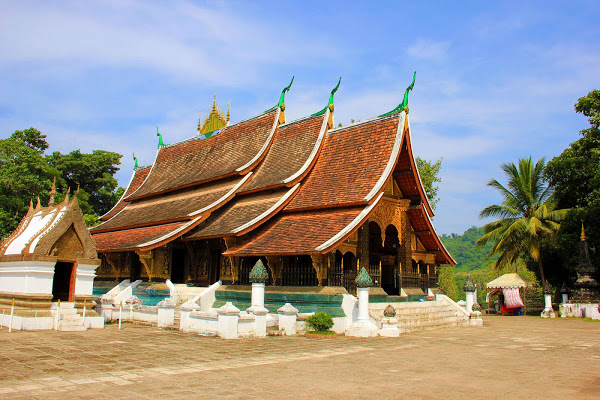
[1,1,599,235]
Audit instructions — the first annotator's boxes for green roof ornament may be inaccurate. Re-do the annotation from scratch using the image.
[156,126,164,148]
[312,77,342,116]
[355,267,373,288]
[379,71,416,117]
[278,76,294,109]
[132,153,139,169]
[249,259,269,284]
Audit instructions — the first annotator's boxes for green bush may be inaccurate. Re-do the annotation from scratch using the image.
[306,312,334,332]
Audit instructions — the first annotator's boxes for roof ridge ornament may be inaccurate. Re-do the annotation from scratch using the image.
[156,126,164,148]
[133,153,139,170]
[312,77,342,117]
[278,76,294,109]
[379,71,416,117]
[581,221,587,241]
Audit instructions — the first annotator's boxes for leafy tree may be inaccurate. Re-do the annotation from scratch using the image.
[10,127,49,153]
[437,265,459,300]
[0,135,58,236]
[0,128,123,237]
[476,157,568,292]
[441,226,497,273]
[416,157,442,210]
[47,149,122,216]
[543,90,600,290]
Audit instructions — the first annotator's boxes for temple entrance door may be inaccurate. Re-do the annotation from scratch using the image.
[381,225,400,295]
[52,262,75,301]
[130,252,141,281]
[171,249,185,283]
[209,249,221,285]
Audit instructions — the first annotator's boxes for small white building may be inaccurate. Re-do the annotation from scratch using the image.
[0,187,102,330]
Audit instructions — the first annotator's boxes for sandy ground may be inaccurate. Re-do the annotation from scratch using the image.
[0,315,599,399]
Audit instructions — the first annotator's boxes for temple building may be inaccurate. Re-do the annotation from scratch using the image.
[90,76,455,296]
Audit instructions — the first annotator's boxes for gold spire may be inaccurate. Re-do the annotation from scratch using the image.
[63,187,70,204]
[35,197,41,210]
[198,92,229,137]
[28,199,33,214]
[581,222,587,242]
[48,177,56,206]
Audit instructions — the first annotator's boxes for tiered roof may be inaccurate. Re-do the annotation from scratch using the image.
[91,80,454,265]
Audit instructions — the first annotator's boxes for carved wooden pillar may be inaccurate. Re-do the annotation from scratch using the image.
[222,237,237,285]
[266,256,282,286]
[398,210,412,287]
[310,254,328,287]
[136,250,154,282]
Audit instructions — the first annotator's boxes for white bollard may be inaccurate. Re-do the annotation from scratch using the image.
[562,293,568,304]
[541,293,556,318]
[277,303,299,335]
[251,282,266,308]
[1,308,4,330]
[119,301,123,329]
[9,299,15,333]
[82,300,87,328]
[357,287,370,322]
[217,302,241,339]
[465,291,475,314]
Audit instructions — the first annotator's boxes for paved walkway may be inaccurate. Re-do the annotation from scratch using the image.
[0,315,599,399]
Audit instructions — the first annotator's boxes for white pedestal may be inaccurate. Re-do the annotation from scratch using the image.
[247,305,269,337]
[217,302,240,339]
[562,294,568,304]
[465,291,474,314]
[251,283,265,308]
[346,287,378,337]
[278,303,298,335]
[379,317,400,337]
[157,298,175,327]
[541,294,556,318]
[179,300,200,331]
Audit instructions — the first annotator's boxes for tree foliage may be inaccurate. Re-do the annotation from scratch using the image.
[416,157,442,210]
[0,127,123,238]
[437,265,459,301]
[476,157,568,292]
[542,89,600,289]
[441,227,497,273]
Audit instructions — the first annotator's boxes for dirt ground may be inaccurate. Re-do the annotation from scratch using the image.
[0,315,599,399]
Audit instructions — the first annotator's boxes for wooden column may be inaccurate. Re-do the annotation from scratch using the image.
[358,223,369,272]
[398,211,412,288]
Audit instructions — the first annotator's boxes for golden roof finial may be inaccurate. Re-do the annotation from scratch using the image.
[581,221,587,241]
[63,187,70,204]
[48,177,57,206]
[197,112,202,135]
[28,199,34,213]
[35,197,41,210]
[227,102,230,122]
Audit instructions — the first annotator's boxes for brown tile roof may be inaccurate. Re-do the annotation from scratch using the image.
[285,115,401,211]
[127,110,278,200]
[409,206,455,265]
[223,193,383,256]
[239,114,327,193]
[91,177,244,233]
[93,222,187,252]
[223,208,362,256]
[99,166,151,221]
[185,187,297,240]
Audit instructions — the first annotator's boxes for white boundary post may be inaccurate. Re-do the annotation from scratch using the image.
[82,300,87,328]
[119,301,123,330]
[1,308,4,330]
[8,299,15,333]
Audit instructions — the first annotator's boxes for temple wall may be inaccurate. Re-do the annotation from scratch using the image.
[0,261,56,294]
[74,263,99,296]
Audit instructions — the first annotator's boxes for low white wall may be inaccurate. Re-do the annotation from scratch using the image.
[560,303,600,320]
[0,315,54,330]
[186,311,219,335]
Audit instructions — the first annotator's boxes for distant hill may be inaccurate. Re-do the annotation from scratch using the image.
[441,226,497,273]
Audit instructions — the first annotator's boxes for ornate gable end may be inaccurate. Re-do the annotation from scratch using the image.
[34,197,99,263]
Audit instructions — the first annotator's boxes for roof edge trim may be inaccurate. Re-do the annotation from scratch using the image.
[363,112,405,203]
[123,144,162,201]
[283,108,330,184]
[187,173,253,217]
[137,216,206,251]
[314,192,384,252]
[231,184,300,235]
[235,108,281,173]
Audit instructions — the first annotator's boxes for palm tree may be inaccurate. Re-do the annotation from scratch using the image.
[477,157,568,292]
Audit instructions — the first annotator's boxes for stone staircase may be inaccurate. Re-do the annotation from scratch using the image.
[370,299,469,333]
[54,302,87,331]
